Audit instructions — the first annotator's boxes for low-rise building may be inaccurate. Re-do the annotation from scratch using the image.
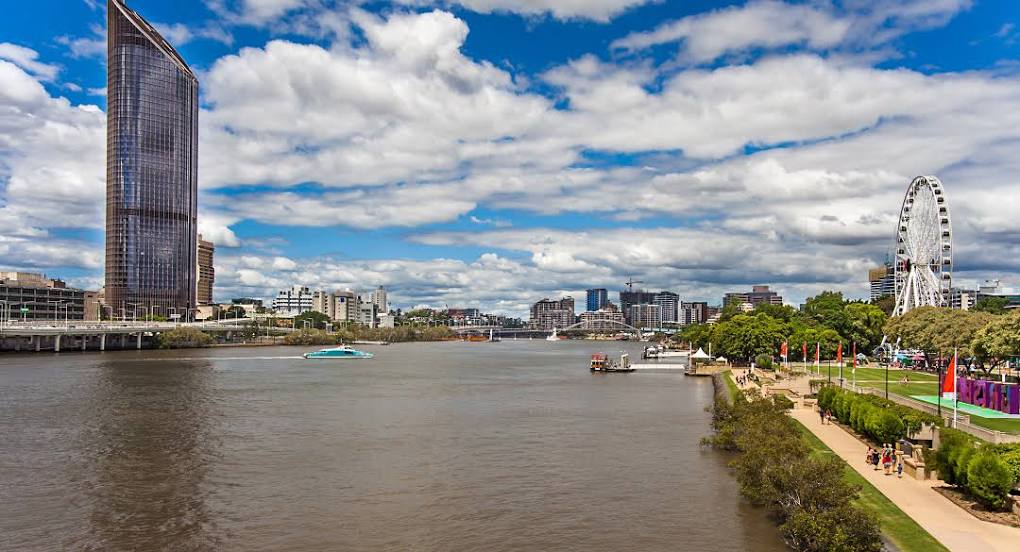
[724,285,783,307]
[0,272,87,321]
[579,307,626,331]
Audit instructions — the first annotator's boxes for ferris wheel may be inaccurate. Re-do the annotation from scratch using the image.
[893,176,953,316]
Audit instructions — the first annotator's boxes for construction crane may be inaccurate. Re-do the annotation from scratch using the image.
[625,278,644,292]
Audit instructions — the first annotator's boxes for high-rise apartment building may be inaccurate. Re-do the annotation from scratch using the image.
[586,288,608,312]
[679,301,709,325]
[628,303,662,329]
[868,265,895,301]
[653,291,679,323]
[196,235,214,305]
[619,290,656,324]
[372,286,388,314]
[530,297,576,330]
[105,0,199,320]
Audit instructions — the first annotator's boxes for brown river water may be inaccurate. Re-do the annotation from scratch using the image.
[0,340,786,551]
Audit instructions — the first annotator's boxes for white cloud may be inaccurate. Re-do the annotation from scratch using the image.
[612,0,972,63]
[0,43,61,81]
[57,25,106,59]
[399,0,652,22]
[612,1,850,61]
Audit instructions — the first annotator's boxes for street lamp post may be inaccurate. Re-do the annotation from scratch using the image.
[885,360,889,399]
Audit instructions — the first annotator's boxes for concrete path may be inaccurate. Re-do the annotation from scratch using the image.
[789,406,1020,552]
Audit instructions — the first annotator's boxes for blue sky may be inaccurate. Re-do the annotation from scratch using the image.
[2,0,1020,315]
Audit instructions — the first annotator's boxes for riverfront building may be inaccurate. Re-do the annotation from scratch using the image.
[197,235,215,305]
[530,297,576,330]
[0,272,87,322]
[586,288,608,312]
[105,0,200,320]
[579,306,626,331]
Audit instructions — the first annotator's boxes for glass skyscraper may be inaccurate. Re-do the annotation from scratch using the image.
[105,0,198,320]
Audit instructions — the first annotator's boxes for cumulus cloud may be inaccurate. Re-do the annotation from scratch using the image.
[400,0,652,22]
[0,43,61,81]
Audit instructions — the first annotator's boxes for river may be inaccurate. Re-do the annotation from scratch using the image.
[0,340,786,551]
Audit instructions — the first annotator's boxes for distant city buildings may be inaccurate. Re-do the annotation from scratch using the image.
[197,235,215,305]
[312,290,357,321]
[950,279,1020,310]
[723,285,783,308]
[530,297,576,330]
[586,288,608,312]
[868,264,895,301]
[105,0,199,320]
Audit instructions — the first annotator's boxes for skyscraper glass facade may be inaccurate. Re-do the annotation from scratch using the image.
[105,0,198,319]
[586,288,608,312]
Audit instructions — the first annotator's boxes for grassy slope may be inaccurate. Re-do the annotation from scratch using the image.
[794,421,949,552]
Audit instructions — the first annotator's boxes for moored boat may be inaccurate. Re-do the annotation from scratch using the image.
[303,345,374,359]
[590,352,635,373]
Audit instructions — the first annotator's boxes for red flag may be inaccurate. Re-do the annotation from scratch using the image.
[836,342,843,365]
[780,341,788,358]
[852,343,857,369]
[942,351,957,396]
[803,342,808,362]
[815,342,820,364]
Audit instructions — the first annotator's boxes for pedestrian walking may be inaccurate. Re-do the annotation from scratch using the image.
[897,458,904,478]
[819,407,826,424]
[871,449,880,471]
[883,447,892,475]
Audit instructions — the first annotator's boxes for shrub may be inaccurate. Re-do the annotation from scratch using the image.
[781,505,882,552]
[934,428,971,485]
[157,327,213,349]
[951,446,976,487]
[870,410,905,446]
[755,354,774,370]
[993,446,1020,485]
[283,329,338,346]
[966,451,1014,510]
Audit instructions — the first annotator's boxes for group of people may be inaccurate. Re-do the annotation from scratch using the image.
[735,369,758,387]
[866,445,903,477]
[818,408,833,424]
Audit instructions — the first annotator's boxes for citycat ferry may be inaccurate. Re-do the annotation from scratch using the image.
[303,345,374,359]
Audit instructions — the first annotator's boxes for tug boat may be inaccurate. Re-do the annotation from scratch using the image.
[303,345,374,359]
[590,352,635,373]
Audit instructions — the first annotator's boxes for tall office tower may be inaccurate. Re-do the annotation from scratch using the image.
[105,0,199,320]
[196,235,215,305]
[586,288,608,312]
[372,286,388,314]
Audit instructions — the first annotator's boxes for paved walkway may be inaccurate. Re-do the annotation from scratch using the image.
[790,406,1020,551]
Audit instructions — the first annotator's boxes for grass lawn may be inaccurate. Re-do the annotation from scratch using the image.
[794,421,950,552]
[722,370,739,401]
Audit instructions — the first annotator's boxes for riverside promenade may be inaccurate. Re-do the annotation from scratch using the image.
[733,372,1020,551]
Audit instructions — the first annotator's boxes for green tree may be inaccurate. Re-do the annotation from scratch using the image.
[973,296,1009,315]
[804,291,850,336]
[871,294,895,316]
[294,310,332,330]
[971,311,1020,373]
[157,327,214,349]
[884,307,995,364]
[844,303,888,353]
[715,313,786,361]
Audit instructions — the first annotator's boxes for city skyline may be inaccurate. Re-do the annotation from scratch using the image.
[2,1,1020,317]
